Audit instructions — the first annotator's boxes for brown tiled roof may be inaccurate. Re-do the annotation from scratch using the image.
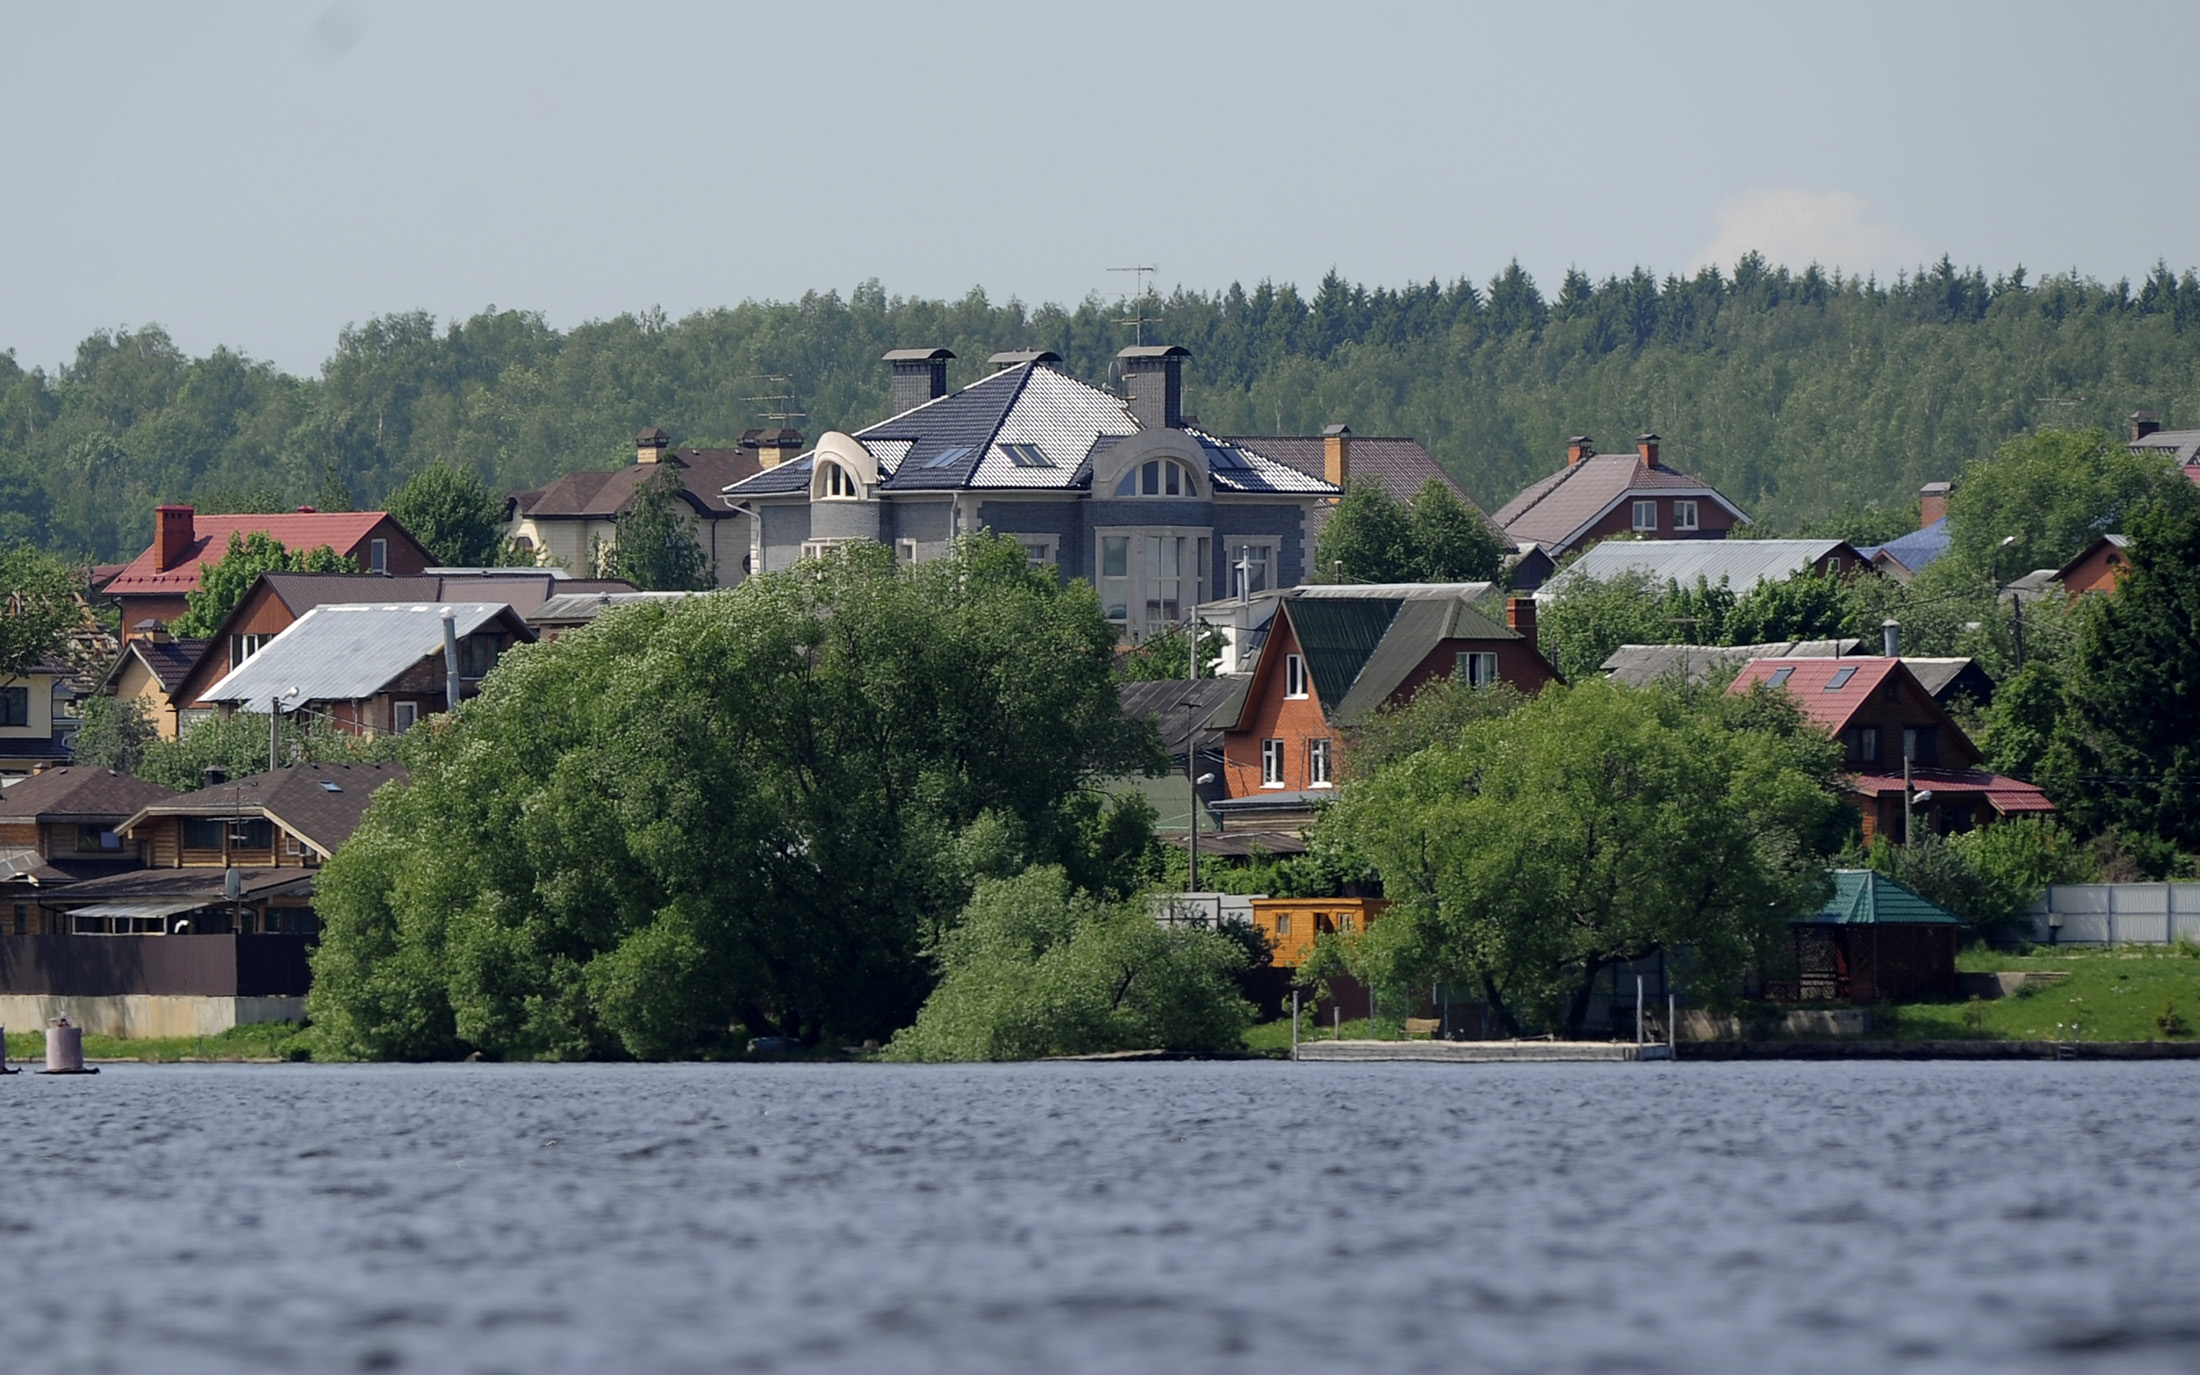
[118,761,409,857]
[103,512,427,599]
[1493,452,1745,550]
[0,765,178,821]
[1229,435,1498,545]
[125,638,210,690]
[512,452,757,521]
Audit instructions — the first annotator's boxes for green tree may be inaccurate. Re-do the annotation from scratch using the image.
[1118,622,1223,680]
[2041,498,2200,848]
[1724,568,1851,645]
[170,532,355,638]
[1334,678,1843,1037]
[71,695,157,774]
[1943,427,2195,583]
[135,710,397,792]
[0,544,84,677]
[881,866,1253,1061]
[307,535,1162,1061]
[1407,478,1505,582]
[1315,478,1412,583]
[385,462,508,566]
[603,464,711,590]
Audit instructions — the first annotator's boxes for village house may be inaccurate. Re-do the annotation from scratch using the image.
[197,601,536,736]
[1216,426,1504,571]
[1858,482,1955,582]
[1213,584,1558,834]
[100,626,209,740]
[1492,433,1748,585]
[1603,639,1997,710]
[0,657,88,775]
[2052,534,2130,597]
[721,347,1337,642]
[1727,655,2051,842]
[1534,537,1870,603]
[0,766,178,934]
[155,569,627,730]
[102,505,435,630]
[2127,409,2200,483]
[526,589,699,640]
[504,427,769,586]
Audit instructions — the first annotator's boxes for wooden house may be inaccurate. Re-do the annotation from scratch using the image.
[1764,869,1960,1002]
[1726,656,2051,842]
[1246,897,1388,969]
[0,766,178,934]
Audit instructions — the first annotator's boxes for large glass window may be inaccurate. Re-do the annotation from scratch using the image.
[1114,459,1198,498]
[1144,536,1182,624]
[1101,537,1130,623]
[182,818,226,851]
[1261,738,1286,787]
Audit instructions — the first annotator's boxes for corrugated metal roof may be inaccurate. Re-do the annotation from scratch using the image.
[1797,870,1961,926]
[1287,599,1402,708]
[200,603,517,711]
[1600,640,1863,686]
[529,591,697,626]
[1539,539,1852,601]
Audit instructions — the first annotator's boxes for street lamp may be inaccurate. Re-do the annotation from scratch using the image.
[1994,535,2027,668]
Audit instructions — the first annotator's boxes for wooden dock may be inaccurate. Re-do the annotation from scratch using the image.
[1295,1039,1671,1063]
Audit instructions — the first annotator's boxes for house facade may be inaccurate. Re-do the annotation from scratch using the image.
[1727,656,2052,842]
[100,630,209,740]
[721,347,1337,642]
[0,658,85,775]
[1493,434,1748,583]
[103,506,435,629]
[1216,585,1558,820]
[2053,534,2130,597]
[0,766,178,934]
[505,428,769,586]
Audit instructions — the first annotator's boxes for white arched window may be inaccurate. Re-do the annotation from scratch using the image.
[822,462,861,499]
[1113,458,1198,498]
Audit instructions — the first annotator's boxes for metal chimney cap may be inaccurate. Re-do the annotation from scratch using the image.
[882,347,956,362]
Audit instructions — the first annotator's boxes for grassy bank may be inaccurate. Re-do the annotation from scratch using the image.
[4,1022,314,1064]
[1874,944,2200,1041]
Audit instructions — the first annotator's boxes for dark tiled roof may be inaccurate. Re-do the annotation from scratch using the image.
[1227,436,1477,508]
[41,865,315,904]
[1118,677,1248,758]
[513,451,756,520]
[1493,452,1745,550]
[100,637,211,694]
[120,762,408,857]
[0,766,177,820]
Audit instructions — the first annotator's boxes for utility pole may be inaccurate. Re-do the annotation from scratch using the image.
[1185,603,1200,895]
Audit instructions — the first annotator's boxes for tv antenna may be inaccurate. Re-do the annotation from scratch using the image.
[740,373,807,426]
[1109,264,1161,346]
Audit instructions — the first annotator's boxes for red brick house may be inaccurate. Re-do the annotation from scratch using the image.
[2052,534,2130,598]
[104,506,435,629]
[1215,585,1558,821]
[1727,656,2052,842]
[1493,434,1748,584]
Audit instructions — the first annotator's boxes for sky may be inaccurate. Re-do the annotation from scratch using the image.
[3,0,2195,377]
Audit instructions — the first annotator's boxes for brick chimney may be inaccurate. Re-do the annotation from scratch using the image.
[1119,345,1189,430]
[1566,435,1594,466]
[1918,480,1953,528]
[131,619,169,644]
[1506,596,1537,651]
[155,506,196,573]
[635,427,670,464]
[2131,409,2162,442]
[988,349,1061,373]
[1635,433,1660,468]
[744,428,806,470]
[884,348,954,413]
[1323,424,1352,487]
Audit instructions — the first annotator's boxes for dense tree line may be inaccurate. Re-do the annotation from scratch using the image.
[6,257,2200,558]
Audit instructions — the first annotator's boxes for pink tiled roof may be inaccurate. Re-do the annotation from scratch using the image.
[1845,769,2055,814]
[1727,656,1903,735]
[104,512,397,598]
[1493,451,1744,549]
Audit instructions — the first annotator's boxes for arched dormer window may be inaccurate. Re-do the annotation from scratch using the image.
[822,461,861,499]
[1114,458,1198,498]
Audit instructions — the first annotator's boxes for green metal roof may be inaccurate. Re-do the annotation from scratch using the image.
[1797,869,1962,925]
[1286,598,1403,709]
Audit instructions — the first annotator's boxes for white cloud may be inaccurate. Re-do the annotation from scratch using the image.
[1694,189,1921,276]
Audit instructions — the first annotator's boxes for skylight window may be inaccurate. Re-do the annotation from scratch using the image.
[999,443,1054,468]
[319,781,343,793]
[1825,666,1858,690]
[922,446,973,469]
[1767,666,1795,689]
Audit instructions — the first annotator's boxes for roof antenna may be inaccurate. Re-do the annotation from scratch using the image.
[1109,265,1160,347]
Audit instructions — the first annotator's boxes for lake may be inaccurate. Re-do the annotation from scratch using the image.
[4,1060,2196,1373]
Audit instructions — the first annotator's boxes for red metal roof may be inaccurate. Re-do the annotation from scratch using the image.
[1727,656,1903,734]
[1843,769,2055,814]
[103,512,400,597]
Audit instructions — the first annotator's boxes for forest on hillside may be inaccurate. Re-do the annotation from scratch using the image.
[4,254,2200,560]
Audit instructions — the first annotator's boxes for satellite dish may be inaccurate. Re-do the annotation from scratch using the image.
[224,866,242,902]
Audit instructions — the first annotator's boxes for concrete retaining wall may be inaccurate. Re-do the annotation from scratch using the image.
[1679,1008,1871,1041]
[0,995,304,1039]
[1296,1039,1667,1062]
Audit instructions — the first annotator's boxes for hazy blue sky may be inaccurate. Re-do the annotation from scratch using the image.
[3,1,2194,375]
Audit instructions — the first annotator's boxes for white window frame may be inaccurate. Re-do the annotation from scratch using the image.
[1112,458,1200,499]
[801,538,855,561]
[1093,525,1212,636]
[391,700,419,732]
[1015,536,1057,568]
[821,462,861,500]
[1631,500,1658,532]
[1308,737,1333,788]
[1228,541,1275,598]
[1455,651,1498,687]
[896,539,920,565]
[1674,499,1699,531]
[369,538,388,573]
[1284,653,1308,699]
[1260,737,1287,788]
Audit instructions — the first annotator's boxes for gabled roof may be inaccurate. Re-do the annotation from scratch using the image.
[511,449,757,520]
[529,590,699,628]
[2052,533,2131,584]
[1859,517,1950,577]
[115,762,406,858]
[2131,429,2200,465]
[1600,640,1863,687]
[1493,451,1747,551]
[99,637,210,694]
[1726,656,1908,735]
[1241,583,1516,726]
[1797,869,1961,925]
[199,603,534,712]
[103,512,417,599]
[0,766,177,821]
[724,363,1335,500]
[1118,677,1249,758]
[1539,539,1861,601]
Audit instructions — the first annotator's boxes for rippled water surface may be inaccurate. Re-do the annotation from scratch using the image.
[5,1060,2198,1373]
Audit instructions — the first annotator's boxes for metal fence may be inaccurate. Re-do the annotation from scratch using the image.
[2020,884,2200,945]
